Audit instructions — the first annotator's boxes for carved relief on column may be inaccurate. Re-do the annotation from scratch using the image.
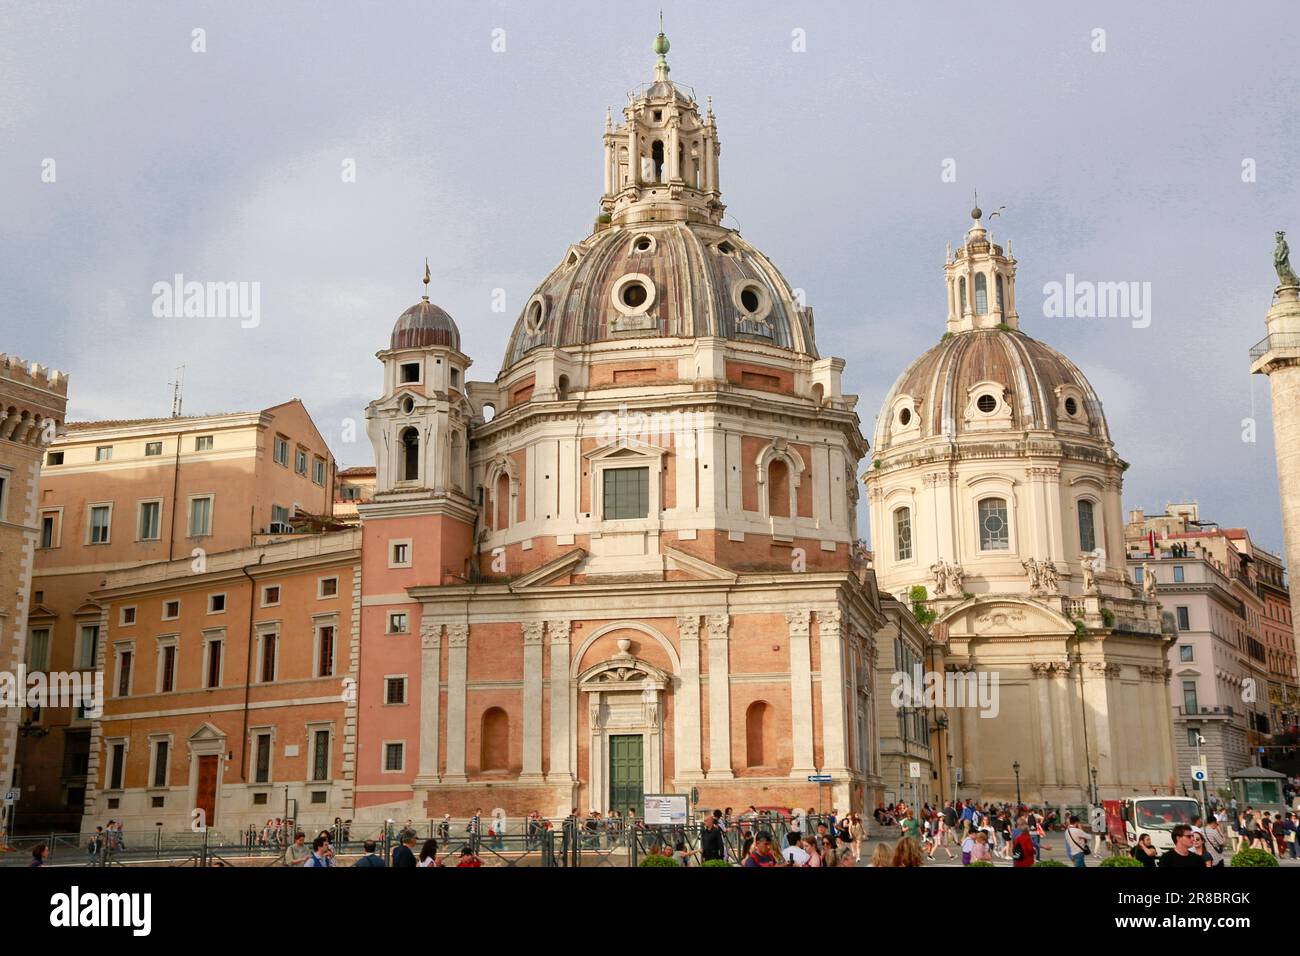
[705,613,733,779]
[521,622,545,645]
[546,620,572,783]
[1029,659,1071,679]
[1088,661,1121,678]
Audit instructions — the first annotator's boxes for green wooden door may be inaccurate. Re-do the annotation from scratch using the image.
[608,734,644,815]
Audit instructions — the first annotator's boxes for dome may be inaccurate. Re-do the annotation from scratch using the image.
[874,328,1110,451]
[502,221,816,370]
[390,297,460,351]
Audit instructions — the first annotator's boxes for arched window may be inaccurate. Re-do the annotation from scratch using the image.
[978,497,1009,550]
[480,707,509,771]
[959,277,967,314]
[894,507,913,561]
[651,140,665,181]
[1078,499,1097,554]
[400,427,419,482]
[767,459,791,518]
[557,375,569,401]
[745,701,772,767]
[494,473,511,530]
[975,273,988,314]
[996,274,1005,312]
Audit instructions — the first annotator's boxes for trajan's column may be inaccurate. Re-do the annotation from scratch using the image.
[1250,232,1300,588]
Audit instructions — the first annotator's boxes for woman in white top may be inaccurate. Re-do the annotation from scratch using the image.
[417,838,442,867]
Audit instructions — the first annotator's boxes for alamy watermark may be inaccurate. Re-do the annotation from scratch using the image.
[152,274,261,328]
[0,667,103,718]
[1043,274,1151,328]
[890,665,1000,718]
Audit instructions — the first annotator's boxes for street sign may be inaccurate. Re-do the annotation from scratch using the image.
[643,794,689,826]
[1190,766,1207,782]
[807,774,833,783]
[954,767,963,783]
[3,790,19,804]
[909,761,921,778]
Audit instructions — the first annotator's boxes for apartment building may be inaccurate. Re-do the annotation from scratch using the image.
[84,530,359,834]
[0,354,68,802]
[332,466,376,526]
[17,399,335,831]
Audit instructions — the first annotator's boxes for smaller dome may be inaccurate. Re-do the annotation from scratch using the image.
[391,297,460,351]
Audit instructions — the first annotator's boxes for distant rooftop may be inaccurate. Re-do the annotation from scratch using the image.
[64,411,258,432]
[337,466,377,478]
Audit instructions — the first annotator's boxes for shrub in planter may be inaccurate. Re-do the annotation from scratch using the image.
[701,859,731,868]
[1230,848,1279,867]
[1034,859,1068,867]
[1100,855,1143,867]
[638,854,679,867]
[967,860,995,867]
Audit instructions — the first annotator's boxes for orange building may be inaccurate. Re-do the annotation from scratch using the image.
[82,530,359,834]
[20,400,335,830]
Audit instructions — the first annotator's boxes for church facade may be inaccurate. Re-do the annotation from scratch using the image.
[351,32,888,821]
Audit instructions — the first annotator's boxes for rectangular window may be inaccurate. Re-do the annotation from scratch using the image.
[311,730,330,781]
[188,495,213,536]
[388,612,408,634]
[1134,566,1144,584]
[205,639,222,688]
[109,743,125,790]
[89,504,112,544]
[602,467,649,520]
[152,740,169,788]
[1173,565,1185,583]
[163,599,179,620]
[385,677,407,705]
[120,606,136,626]
[391,541,410,566]
[894,507,913,561]
[1187,728,1201,749]
[1179,644,1194,662]
[384,742,405,772]
[79,625,99,670]
[400,362,421,383]
[27,628,50,670]
[117,651,132,697]
[262,584,280,606]
[1176,606,1190,631]
[295,449,308,476]
[450,367,460,388]
[254,733,272,784]
[274,436,289,466]
[208,593,226,614]
[144,441,163,457]
[977,498,1010,550]
[194,435,213,451]
[95,445,113,462]
[317,625,335,677]
[39,512,58,549]
[1182,680,1199,714]
[160,644,176,692]
[47,451,64,466]
[138,500,161,540]
[260,633,277,683]
[319,576,339,598]
[313,457,326,485]
[1077,499,1096,553]
[271,504,291,527]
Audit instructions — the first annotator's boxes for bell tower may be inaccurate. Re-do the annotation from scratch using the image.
[600,24,724,227]
[945,205,1020,333]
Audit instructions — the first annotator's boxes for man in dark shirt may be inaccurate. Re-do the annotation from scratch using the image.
[353,840,387,867]
[1159,825,1206,868]
[391,828,418,867]
[699,814,725,862]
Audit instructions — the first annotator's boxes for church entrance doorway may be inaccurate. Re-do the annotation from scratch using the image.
[608,734,644,815]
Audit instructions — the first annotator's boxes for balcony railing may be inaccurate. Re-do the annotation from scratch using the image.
[1178,704,1236,718]
[1250,331,1300,361]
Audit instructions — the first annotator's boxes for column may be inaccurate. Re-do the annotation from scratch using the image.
[521,622,545,781]
[416,621,443,784]
[547,621,572,782]
[603,137,613,195]
[817,609,849,773]
[706,614,733,780]
[668,121,681,181]
[676,615,704,780]
[628,126,641,185]
[443,623,469,783]
[787,610,816,774]
[1030,662,1058,790]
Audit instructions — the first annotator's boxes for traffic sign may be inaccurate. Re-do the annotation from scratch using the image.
[1190,766,1207,783]
[3,790,19,804]
[807,774,832,783]
[909,761,922,778]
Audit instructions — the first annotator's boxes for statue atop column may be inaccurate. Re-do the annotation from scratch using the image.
[1276,231,1300,288]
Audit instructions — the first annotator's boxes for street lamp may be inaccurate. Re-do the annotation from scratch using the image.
[1012,760,1022,811]
[1090,766,1099,806]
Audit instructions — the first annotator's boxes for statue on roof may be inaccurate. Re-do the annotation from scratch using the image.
[1275,231,1299,288]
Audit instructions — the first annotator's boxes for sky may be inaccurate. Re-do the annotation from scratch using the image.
[2,0,1297,556]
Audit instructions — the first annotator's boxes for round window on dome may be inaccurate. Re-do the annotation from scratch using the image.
[401,396,415,414]
[621,282,648,308]
[976,394,998,414]
[524,297,546,335]
[633,235,654,253]
[899,407,912,426]
[1064,397,1078,417]
[740,287,760,314]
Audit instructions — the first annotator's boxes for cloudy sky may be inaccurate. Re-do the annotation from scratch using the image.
[3,1,1296,555]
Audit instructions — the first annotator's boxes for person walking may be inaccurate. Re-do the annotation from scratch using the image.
[417,839,442,867]
[1011,816,1036,867]
[353,840,387,866]
[1130,833,1158,867]
[29,843,49,868]
[1158,825,1204,868]
[741,831,781,867]
[1063,815,1090,868]
[305,835,334,867]
[391,828,418,867]
[699,814,725,862]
